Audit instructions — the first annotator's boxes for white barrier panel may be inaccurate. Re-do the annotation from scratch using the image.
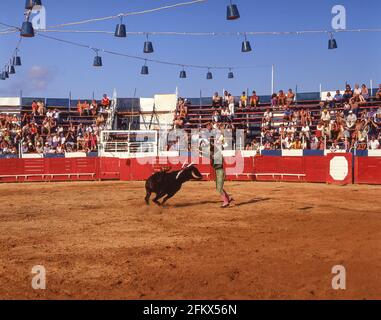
[65,152,87,158]
[368,150,381,157]
[0,97,20,106]
[282,149,303,157]
[240,150,257,158]
[22,153,44,159]
[154,94,177,112]
[321,90,344,100]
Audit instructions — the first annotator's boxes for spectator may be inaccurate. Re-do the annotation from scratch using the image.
[32,100,38,115]
[376,84,381,101]
[101,94,111,110]
[334,90,343,103]
[368,136,380,150]
[271,93,278,108]
[239,92,247,109]
[228,94,235,116]
[286,89,295,107]
[250,91,260,108]
[212,92,222,108]
[343,84,353,102]
[360,84,369,103]
[325,92,335,108]
[278,90,286,109]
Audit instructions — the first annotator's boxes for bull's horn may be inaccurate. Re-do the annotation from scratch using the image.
[187,162,195,168]
[181,162,187,169]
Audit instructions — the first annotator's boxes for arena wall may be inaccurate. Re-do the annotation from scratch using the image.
[0,154,380,185]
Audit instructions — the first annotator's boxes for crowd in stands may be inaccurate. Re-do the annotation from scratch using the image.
[173,83,381,152]
[0,94,112,156]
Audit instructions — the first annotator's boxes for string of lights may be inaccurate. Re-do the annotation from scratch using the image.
[37,32,272,80]
[0,37,22,80]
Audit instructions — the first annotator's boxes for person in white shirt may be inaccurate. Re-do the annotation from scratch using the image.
[368,136,380,150]
[346,111,357,129]
[301,124,310,139]
[321,109,331,124]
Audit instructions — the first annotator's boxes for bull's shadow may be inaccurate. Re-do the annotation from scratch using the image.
[170,197,271,209]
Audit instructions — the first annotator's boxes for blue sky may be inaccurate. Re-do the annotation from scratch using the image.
[0,0,380,99]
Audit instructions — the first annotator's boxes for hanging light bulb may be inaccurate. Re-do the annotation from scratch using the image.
[25,0,42,10]
[0,72,5,80]
[8,61,16,75]
[20,21,35,37]
[227,1,240,20]
[13,49,22,66]
[241,34,252,53]
[206,69,213,80]
[328,32,338,50]
[93,50,102,67]
[141,61,149,75]
[179,67,187,79]
[114,16,127,38]
[228,69,234,79]
[3,69,9,79]
[143,34,154,54]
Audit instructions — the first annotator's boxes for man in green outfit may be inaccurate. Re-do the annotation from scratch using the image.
[210,130,234,208]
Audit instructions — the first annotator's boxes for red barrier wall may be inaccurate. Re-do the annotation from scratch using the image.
[0,158,99,183]
[0,154,379,185]
[355,157,381,184]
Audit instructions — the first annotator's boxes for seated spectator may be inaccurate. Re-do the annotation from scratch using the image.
[37,100,45,115]
[239,92,247,109]
[278,90,286,109]
[212,92,222,108]
[321,109,331,125]
[368,136,380,150]
[250,91,260,108]
[346,111,357,130]
[360,84,369,103]
[376,84,381,101]
[221,106,232,123]
[90,100,98,116]
[77,100,83,116]
[263,108,273,127]
[283,107,292,124]
[286,89,295,107]
[325,92,335,108]
[101,94,111,110]
[82,100,90,115]
[333,90,343,103]
[212,110,220,123]
[343,84,353,102]
[32,100,38,115]
[271,93,278,108]
[350,84,362,104]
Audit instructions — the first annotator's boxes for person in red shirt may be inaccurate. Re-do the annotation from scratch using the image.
[31,100,38,115]
[101,94,111,110]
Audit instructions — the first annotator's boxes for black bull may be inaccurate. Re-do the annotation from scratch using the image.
[145,165,203,205]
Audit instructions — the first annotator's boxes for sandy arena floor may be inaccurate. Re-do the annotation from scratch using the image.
[0,180,380,300]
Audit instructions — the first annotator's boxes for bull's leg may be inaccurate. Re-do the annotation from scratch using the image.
[161,191,178,206]
[153,192,166,206]
[145,190,152,205]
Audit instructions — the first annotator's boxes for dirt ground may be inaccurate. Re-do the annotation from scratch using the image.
[0,180,380,300]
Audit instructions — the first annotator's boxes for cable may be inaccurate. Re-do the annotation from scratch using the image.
[34,28,381,36]
[37,33,270,71]
[47,0,207,28]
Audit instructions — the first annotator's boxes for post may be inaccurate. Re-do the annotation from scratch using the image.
[370,79,373,97]
[319,84,322,100]
[271,65,275,94]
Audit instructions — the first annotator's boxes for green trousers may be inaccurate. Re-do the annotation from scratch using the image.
[214,168,225,195]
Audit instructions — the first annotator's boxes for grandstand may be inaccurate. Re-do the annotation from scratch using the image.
[1,85,381,159]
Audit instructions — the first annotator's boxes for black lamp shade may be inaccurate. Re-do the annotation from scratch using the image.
[114,24,126,37]
[0,72,5,80]
[141,65,149,75]
[25,0,42,10]
[242,40,252,52]
[227,4,240,20]
[143,41,154,53]
[206,71,213,80]
[228,71,234,79]
[180,70,187,78]
[93,56,102,67]
[4,71,9,79]
[20,21,35,37]
[8,65,16,74]
[13,56,22,66]
[328,39,338,49]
